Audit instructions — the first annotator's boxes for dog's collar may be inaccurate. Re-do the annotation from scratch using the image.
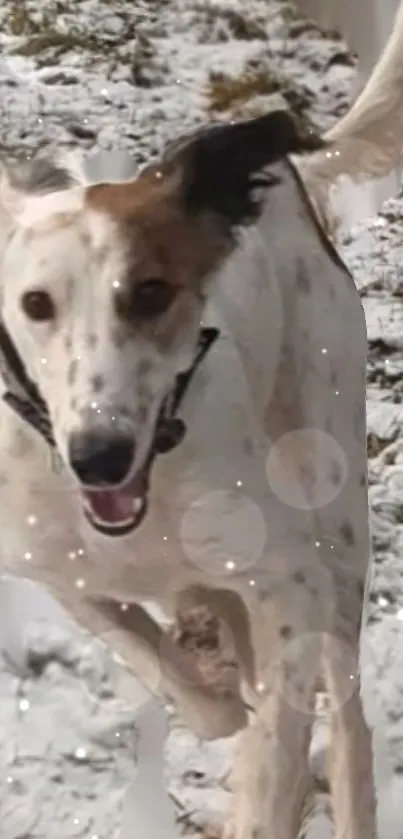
[0,321,220,457]
[0,322,56,446]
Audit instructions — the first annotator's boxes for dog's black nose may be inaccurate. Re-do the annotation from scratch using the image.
[68,431,135,486]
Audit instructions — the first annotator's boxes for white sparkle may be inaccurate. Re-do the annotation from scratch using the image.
[236,480,243,487]
[315,541,321,548]
[19,698,30,712]
[225,560,236,571]
[249,579,256,587]
[77,548,85,557]
[100,88,108,96]
[75,577,86,589]
[335,390,340,396]
[73,818,80,826]
[163,535,168,541]
[24,551,32,561]
[6,776,14,784]
[40,357,48,365]
[120,603,128,611]
[115,731,121,738]
[155,170,163,179]
[321,348,328,355]
[75,746,87,760]
[26,514,37,526]
[378,596,388,607]
[91,401,98,409]
[112,280,121,289]
[68,551,77,561]
[256,681,265,694]
[397,608,403,621]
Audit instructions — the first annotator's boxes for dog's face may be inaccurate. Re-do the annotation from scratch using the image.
[0,113,324,537]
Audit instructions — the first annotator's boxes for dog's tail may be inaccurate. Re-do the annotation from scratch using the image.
[297,0,403,224]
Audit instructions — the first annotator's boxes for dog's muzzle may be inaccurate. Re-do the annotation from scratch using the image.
[77,414,186,538]
[0,322,220,538]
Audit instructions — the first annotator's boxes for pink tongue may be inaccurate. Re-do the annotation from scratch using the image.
[85,489,134,524]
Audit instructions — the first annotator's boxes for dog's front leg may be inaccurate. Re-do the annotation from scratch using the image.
[80,595,247,740]
[323,572,377,839]
[225,565,324,839]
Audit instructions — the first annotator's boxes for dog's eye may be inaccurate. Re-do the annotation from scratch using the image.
[129,279,176,320]
[21,289,56,322]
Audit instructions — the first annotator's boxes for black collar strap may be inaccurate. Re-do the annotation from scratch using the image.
[0,322,220,456]
[153,325,220,454]
[0,322,55,446]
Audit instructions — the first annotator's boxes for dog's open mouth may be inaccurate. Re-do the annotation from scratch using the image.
[80,416,186,537]
[82,469,149,537]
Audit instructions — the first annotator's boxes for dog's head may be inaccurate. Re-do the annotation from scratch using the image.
[0,113,324,537]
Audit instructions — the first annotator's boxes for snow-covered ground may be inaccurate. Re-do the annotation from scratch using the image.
[1,0,403,837]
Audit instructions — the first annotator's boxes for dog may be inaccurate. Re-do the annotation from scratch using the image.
[2,2,403,837]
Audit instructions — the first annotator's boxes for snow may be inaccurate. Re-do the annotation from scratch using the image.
[1,0,403,836]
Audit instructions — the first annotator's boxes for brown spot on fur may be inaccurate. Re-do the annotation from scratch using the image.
[330,368,337,386]
[90,374,104,393]
[280,624,293,639]
[359,473,366,487]
[80,230,91,247]
[87,333,97,349]
[293,571,306,585]
[296,261,311,293]
[329,458,342,487]
[67,359,78,386]
[340,520,355,547]
[137,359,154,378]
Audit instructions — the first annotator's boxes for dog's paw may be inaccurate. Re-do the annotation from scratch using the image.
[173,604,242,697]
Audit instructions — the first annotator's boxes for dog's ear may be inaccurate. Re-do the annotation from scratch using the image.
[0,151,84,225]
[0,165,26,222]
[162,110,325,228]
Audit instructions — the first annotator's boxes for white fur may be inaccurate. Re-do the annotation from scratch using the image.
[294,0,403,243]
[3,3,403,835]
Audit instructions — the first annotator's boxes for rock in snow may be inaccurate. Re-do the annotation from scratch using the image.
[1,0,403,837]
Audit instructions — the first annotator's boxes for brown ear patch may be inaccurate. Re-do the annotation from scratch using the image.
[85,165,172,220]
[84,111,325,302]
[85,167,234,295]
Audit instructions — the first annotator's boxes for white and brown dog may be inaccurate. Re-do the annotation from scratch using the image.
[2,2,403,838]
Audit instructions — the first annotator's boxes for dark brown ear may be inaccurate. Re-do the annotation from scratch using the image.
[162,110,325,229]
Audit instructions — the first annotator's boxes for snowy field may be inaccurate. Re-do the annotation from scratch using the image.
[1,0,403,837]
